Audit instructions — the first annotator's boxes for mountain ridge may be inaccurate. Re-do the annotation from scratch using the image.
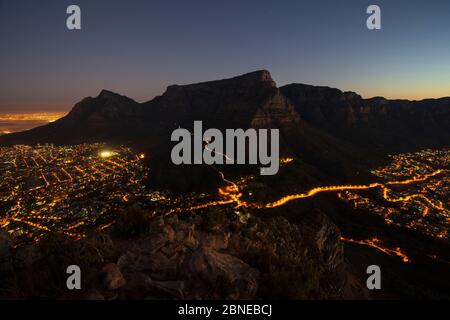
[0,70,448,186]
[2,69,448,142]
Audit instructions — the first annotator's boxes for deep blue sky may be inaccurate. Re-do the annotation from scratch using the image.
[1,0,450,112]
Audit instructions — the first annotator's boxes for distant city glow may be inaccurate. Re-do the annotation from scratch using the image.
[0,112,66,122]
[0,112,67,134]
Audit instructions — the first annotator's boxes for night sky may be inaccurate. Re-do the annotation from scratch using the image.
[1,0,450,113]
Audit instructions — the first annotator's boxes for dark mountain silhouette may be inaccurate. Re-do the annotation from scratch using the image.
[0,70,448,188]
[281,84,450,155]
[0,90,143,145]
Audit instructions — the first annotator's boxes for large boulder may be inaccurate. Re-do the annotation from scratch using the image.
[181,247,259,299]
[102,263,126,290]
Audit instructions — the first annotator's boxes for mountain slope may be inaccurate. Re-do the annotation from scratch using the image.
[0,90,142,145]
[280,84,450,155]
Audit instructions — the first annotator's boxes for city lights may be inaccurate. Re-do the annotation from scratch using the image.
[0,143,149,243]
[0,143,448,263]
[99,150,116,158]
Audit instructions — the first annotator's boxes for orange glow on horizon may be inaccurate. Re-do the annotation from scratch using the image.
[0,112,67,122]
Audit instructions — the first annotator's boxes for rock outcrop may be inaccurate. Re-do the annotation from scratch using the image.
[0,207,363,300]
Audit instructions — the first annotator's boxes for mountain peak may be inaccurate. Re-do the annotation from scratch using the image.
[241,69,273,80]
[97,89,122,99]
[160,69,277,101]
[170,69,276,90]
[232,69,276,86]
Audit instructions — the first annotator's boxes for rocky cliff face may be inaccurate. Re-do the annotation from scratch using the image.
[0,208,365,300]
[141,70,301,131]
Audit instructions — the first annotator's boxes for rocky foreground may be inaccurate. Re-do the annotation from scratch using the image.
[0,207,367,299]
